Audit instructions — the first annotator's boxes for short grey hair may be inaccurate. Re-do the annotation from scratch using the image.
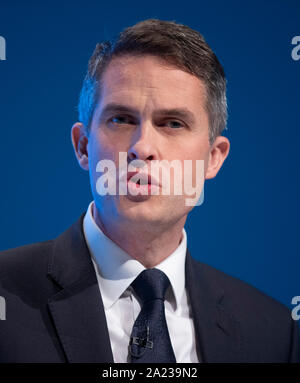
[78,18,227,145]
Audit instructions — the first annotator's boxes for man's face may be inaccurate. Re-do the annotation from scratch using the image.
[73,54,228,230]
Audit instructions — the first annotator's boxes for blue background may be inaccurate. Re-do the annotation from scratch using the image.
[0,0,299,309]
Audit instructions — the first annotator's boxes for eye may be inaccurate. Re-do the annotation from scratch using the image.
[162,120,185,129]
[108,115,134,125]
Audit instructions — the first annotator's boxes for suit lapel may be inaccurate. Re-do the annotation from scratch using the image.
[47,214,114,363]
[185,250,244,362]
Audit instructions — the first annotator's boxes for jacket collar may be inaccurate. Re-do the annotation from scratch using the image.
[47,213,94,288]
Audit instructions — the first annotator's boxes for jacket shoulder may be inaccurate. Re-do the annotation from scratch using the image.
[189,256,300,362]
[0,240,54,288]
[191,257,291,319]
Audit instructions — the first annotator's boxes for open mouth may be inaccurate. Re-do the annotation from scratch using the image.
[126,171,160,196]
[127,172,160,187]
[134,178,151,186]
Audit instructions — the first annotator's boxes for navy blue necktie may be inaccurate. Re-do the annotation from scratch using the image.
[129,268,176,363]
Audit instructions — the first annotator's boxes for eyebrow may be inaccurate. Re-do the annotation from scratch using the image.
[99,102,196,125]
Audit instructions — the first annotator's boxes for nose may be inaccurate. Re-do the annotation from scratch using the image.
[127,122,158,163]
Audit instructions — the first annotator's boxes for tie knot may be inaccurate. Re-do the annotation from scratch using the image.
[131,268,171,304]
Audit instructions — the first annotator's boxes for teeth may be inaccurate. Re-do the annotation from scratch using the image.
[135,179,147,185]
[128,172,155,186]
[130,174,149,185]
[140,178,148,185]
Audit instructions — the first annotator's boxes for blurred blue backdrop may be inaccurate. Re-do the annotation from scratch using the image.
[0,0,299,309]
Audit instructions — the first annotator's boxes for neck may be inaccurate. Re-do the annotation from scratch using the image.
[92,203,186,268]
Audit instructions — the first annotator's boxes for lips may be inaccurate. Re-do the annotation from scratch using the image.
[127,171,160,187]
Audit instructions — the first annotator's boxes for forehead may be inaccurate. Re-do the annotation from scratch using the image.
[98,54,207,111]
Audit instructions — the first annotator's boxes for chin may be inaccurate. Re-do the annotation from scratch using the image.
[116,197,166,223]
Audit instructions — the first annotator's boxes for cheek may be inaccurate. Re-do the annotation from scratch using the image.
[88,133,127,184]
[88,131,115,162]
[171,142,209,163]
[176,144,210,185]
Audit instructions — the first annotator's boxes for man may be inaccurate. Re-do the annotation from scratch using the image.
[0,18,299,363]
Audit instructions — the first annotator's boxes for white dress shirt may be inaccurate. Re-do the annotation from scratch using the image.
[83,201,199,363]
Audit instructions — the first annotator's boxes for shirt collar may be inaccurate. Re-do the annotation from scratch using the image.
[83,201,187,312]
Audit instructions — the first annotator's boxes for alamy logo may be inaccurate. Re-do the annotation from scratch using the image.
[292,296,300,320]
[95,152,205,207]
[0,36,6,61]
[291,36,300,61]
[0,296,6,320]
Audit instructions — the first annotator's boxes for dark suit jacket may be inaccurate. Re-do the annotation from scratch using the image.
[0,213,299,363]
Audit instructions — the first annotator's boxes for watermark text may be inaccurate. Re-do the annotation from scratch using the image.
[291,36,300,61]
[0,36,6,61]
[0,296,6,320]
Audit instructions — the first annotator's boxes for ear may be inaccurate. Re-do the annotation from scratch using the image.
[205,136,230,179]
[71,122,89,171]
